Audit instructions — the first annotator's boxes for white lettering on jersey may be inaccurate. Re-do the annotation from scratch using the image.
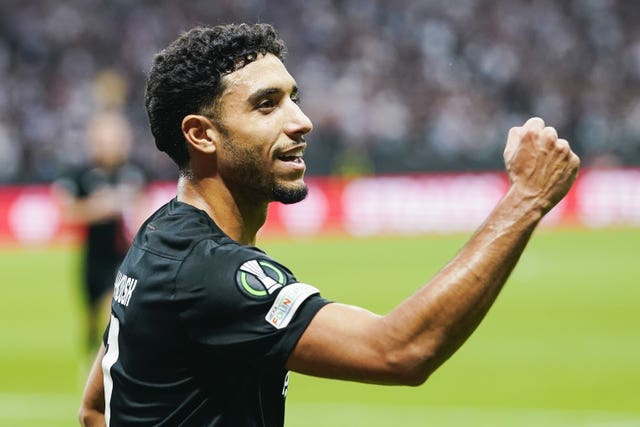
[113,271,138,307]
[265,282,319,329]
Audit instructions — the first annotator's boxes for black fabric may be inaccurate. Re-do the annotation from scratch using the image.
[104,199,330,426]
[56,163,146,304]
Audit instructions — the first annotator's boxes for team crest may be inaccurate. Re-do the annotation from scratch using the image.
[236,259,287,298]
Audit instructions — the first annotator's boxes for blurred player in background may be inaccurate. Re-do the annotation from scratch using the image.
[79,24,579,426]
[53,110,146,354]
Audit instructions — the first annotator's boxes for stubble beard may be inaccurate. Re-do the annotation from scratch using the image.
[220,135,308,205]
[272,182,308,204]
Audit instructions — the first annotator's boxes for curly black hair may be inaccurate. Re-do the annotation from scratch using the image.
[144,23,287,170]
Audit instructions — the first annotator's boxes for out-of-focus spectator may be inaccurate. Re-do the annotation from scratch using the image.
[1,0,638,182]
[52,110,147,354]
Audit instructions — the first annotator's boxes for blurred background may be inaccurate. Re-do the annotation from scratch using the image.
[1,0,640,183]
[0,1,639,426]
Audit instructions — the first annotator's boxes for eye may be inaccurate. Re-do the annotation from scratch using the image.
[257,98,276,110]
[291,94,301,105]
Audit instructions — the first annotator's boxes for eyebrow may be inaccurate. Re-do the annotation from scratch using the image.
[247,85,298,105]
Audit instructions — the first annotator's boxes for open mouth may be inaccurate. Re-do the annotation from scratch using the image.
[277,154,303,163]
[276,144,306,164]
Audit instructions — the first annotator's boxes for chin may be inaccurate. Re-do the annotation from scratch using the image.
[272,182,308,204]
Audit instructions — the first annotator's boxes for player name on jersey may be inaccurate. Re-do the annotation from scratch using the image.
[113,271,138,307]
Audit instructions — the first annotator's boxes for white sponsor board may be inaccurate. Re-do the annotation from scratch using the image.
[575,169,640,227]
[342,174,507,235]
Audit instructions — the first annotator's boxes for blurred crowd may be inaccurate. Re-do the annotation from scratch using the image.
[1,0,639,183]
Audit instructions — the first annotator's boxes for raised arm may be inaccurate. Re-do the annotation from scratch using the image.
[287,117,580,385]
[79,344,106,427]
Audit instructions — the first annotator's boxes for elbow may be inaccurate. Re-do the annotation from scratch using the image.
[78,406,91,427]
[78,406,88,427]
[382,341,439,387]
[78,406,104,427]
[398,370,430,387]
[399,356,435,387]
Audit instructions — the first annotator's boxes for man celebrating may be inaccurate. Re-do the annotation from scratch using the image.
[79,23,579,426]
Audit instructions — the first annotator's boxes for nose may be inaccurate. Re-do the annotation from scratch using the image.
[284,100,313,141]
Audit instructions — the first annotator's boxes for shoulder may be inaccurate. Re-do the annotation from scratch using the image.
[176,238,326,345]
[176,235,301,313]
[133,199,235,261]
[180,239,288,293]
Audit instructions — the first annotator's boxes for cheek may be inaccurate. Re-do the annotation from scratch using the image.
[221,137,267,175]
[243,114,281,140]
[223,114,282,157]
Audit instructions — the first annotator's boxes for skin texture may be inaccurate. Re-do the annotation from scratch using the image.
[287,118,579,385]
[178,54,312,245]
[79,344,106,427]
[79,53,580,425]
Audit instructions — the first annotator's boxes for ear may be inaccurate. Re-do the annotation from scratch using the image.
[181,115,221,155]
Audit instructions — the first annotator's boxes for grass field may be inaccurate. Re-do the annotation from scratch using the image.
[0,228,639,426]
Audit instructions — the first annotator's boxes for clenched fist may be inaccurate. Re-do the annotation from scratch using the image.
[504,117,580,215]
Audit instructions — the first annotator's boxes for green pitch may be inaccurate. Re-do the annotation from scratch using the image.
[1,228,639,426]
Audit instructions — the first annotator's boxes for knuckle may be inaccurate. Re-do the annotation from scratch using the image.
[526,117,545,128]
[555,138,569,152]
[522,129,538,142]
[543,126,559,140]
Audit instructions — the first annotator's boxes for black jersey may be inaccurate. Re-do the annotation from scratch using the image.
[55,164,146,259]
[55,163,146,304]
[103,198,330,426]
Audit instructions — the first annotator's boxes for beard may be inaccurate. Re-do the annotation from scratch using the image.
[218,134,308,205]
[272,183,308,204]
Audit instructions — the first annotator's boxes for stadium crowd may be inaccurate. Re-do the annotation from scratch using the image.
[0,0,639,182]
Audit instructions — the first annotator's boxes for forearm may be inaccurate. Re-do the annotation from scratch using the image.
[53,185,124,225]
[65,197,121,224]
[79,344,106,427]
[383,187,543,379]
[289,118,579,385]
[289,188,543,385]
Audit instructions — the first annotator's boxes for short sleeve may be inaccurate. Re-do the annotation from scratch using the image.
[175,240,330,368]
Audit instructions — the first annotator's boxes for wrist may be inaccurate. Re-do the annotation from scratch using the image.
[500,185,547,226]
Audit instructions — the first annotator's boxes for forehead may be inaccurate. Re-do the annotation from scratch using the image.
[219,53,296,103]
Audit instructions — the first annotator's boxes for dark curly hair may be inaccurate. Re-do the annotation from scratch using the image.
[144,23,287,170]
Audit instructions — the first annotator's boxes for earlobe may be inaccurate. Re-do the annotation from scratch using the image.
[182,115,218,155]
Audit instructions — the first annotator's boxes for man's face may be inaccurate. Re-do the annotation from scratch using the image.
[88,112,132,170]
[213,53,313,204]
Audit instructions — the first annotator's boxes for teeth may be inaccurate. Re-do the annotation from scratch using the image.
[277,145,305,161]
[279,154,301,161]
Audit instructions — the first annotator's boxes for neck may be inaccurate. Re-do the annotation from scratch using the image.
[176,175,268,246]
